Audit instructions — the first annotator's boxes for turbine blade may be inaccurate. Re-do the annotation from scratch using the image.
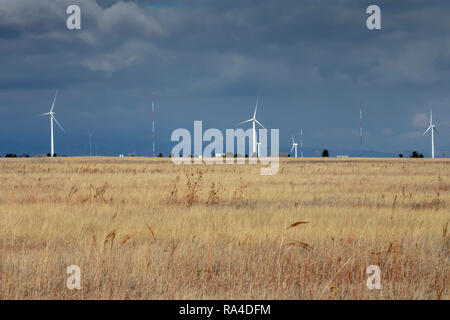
[291,145,294,152]
[253,96,259,119]
[52,115,65,132]
[236,119,253,126]
[50,89,58,112]
[423,126,431,135]
[34,112,50,117]
[433,127,439,135]
[254,119,265,129]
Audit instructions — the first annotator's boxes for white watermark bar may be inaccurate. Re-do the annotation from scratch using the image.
[171,121,279,175]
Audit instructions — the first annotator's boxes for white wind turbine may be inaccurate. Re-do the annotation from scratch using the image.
[36,89,65,157]
[237,97,265,156]
[423,109,439,158]
[291,135,298,158]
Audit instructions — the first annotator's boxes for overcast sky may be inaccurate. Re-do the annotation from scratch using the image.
[0,0,449,157]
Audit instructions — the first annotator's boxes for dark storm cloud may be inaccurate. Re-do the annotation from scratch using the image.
[0,0,449,156]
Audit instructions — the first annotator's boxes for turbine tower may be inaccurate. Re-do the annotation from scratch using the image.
[424,109,439,158]
[237,97,265,156]
[152,90,155,157]
[300,128,303,157]
[36,89,64,157]
[257,142,261,157]
[291,135,298,158]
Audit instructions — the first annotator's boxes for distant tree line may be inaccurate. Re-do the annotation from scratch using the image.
[398,151,424,158]
[409,151,423,158]
[411,151,424,158]
[0,153,58,158]
[2,153,29,158]
[0,150,430,158]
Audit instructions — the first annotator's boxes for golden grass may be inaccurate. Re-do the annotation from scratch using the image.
[0,157,448,299]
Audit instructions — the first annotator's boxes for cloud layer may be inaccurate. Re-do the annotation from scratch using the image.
[0,0,449,156]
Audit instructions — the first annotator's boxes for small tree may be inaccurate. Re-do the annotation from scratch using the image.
[322,149,329,157]
[398,154,403,158]
[158,152,163,157]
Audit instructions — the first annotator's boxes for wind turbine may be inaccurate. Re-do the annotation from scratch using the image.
[237,97,265,156]
[36,89,64,157]
[290,135,298,158]
[423,109,439,158]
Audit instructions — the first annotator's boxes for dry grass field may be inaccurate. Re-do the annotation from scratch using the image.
[0,157,448,299]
